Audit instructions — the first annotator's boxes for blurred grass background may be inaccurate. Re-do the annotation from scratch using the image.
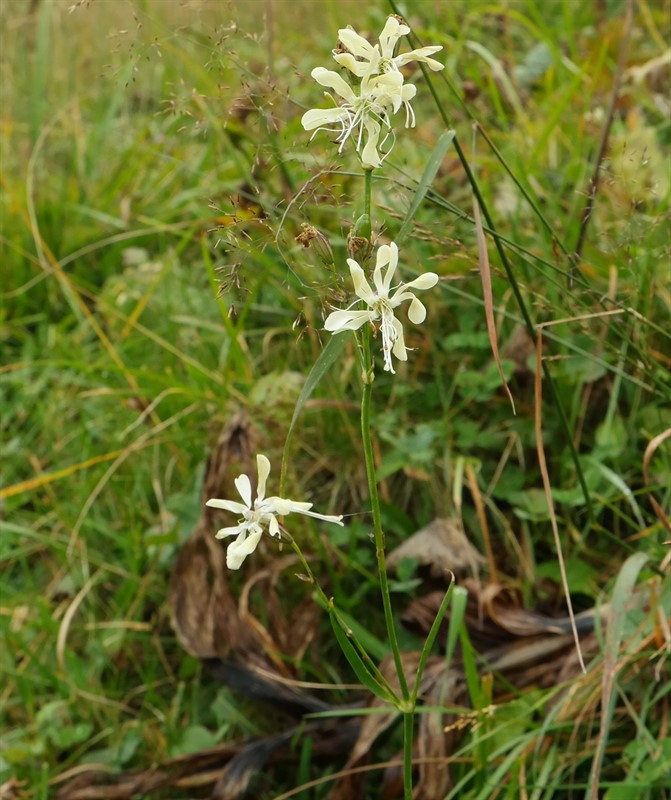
[1,0,670,797]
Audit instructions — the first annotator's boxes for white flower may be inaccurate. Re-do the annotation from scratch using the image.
[301,52,413,168]
[206,454,343,569]
[334,16,444,78]
[324,242,438,373]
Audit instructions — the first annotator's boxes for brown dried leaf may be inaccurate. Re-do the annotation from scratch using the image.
[387,518,485,579]
[642,427,671,537]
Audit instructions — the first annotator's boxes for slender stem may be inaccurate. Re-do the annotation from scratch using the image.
[403,711,414,800]
[358,330,410,703]
[363,168,372,223]
[287,534,399,700]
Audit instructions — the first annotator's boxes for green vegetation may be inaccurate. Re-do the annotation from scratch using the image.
[2,0,669,798]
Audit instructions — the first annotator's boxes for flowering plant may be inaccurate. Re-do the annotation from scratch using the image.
[206,455,343,569]
[302,15,443,167]
[324,241,438,373]
[333,16,444,78]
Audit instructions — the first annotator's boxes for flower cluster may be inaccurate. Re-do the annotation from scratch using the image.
[325,241,438,373]
[206,455,343,569]
[302,16,443,168]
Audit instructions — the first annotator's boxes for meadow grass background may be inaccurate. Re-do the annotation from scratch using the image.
[1,0,670,797]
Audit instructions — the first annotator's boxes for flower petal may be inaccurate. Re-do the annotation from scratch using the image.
[234,473,253,508]
[268,514,280,538]
[324,309,375,332]
[349,261,375,304]
[311,67,356,104]
[301,107,348,131]
[394,47,444,71]
[271,497,343,525]
[206,498,247,515]
[226,530,263,569]
[391,317,408,361]
[378,16,409,58]
[360,117,382,169]
[332,52,369,77]
[382,242,399,294]
[338,27,376,60]
[407,294,428,324]
[299,509,344,525]
[272,498,312,515]
[215,522,249,539]
[372,244,392,296]
[392,272,439,303]
[256,454,271,501]
[406,272,439,290]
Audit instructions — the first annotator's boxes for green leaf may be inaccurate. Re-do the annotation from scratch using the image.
[397,130,456,243]
[411,578,455,703]
[328,609,397,705]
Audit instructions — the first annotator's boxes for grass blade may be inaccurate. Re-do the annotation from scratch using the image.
[396,130,455,243]
[589,551,650,799]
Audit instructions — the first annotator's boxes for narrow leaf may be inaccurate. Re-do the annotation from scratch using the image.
[472,180,516,415]
[328,609,398,705]
[397,130,456,243]
[589,552,649,800]
[411,577,455,703]
[534,329,584,672]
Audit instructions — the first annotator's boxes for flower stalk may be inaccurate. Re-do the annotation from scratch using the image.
[359,326,410,704]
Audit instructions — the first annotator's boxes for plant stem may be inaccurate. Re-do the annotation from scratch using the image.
[363,167,372,223]
[403,711,414,800]
[359,331,410,704]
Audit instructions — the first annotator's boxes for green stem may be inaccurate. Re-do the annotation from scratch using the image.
[287,534,398,701]
[403,711,414,800]
[359,331,410,703]
[363,168,372,223]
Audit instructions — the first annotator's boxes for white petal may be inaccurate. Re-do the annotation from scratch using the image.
[349,261,375,304]
[404,272,439,292]
[256,454,271,501]
[311,67,356,104]
[383,242,399,294]
[394,47,444,71]
[379,17,409,58]
[234,474,253,508]
[360,117,382,169]
[325,309,376,332]
[332,52,369,77]
[272,497,312,515]
[301,107,348,131]
[270,497,344,526]
[299,509,344,525]
[407,295,427,324]
[226,530,263,569]
[372,244,392,296]
[371,73,405,114]
[215,522,249,539]
[391,317,408,361]
[268,514,280,538]
[338,27,376,60]
[206,498,247,515]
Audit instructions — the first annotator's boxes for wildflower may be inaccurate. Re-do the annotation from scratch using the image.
[324,242,438,373]
[206,454,343,569]
[301,52,413,168]
[333,16,444,79]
